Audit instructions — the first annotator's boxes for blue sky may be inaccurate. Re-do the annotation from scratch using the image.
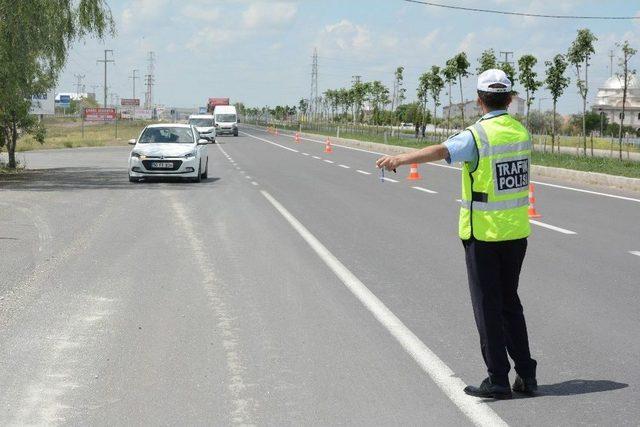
[60,0,640,114]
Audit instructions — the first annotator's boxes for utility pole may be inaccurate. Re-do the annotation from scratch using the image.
[310,47,318,121]
[97,50,114,107]
[144,51,156,109]
[499,51,514,66]
[73,74,85,96]
[129,69,139,99]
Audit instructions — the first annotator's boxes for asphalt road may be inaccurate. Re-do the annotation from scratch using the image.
[0,127,638,425]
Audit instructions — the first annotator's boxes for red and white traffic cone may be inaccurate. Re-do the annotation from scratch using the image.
[407,163,422,180]
[528,183,542,218]
[324,137,333,153]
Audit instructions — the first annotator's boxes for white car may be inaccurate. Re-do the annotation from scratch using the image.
[188,114,216,142]
[128,124,209,183]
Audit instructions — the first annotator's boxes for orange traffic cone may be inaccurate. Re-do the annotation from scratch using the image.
[294,132,300,143]
[528,183,541,218]
[324,137,333,153]
[407,163,422,180]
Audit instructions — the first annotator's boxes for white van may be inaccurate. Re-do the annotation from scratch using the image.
[188,114,216,142]
[213,105,238,137]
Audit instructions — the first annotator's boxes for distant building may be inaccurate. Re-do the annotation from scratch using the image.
[443,95,526,119]
[591,75,640,133]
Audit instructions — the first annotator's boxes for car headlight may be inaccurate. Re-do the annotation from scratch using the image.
[184,151,196,158]
[131,152,141,158]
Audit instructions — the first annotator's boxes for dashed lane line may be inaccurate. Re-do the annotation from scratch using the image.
[629,251,640,257]
[338,164,350,169]
[302,152,309,156]
[381,177,398,183]
[260,189,508,427]
[412,186,438,194]
[240,131,299,153]
[356,170,372,175]
[312,156,321,160]
[323,159,334,164]
[529,219,577,235]
[243,126,640,203]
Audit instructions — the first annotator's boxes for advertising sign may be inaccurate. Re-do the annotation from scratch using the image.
[133,109,153,120]
[121,98,140,106]
[58,94,71,108]
[84,107,117,121]
[29,90,55,115]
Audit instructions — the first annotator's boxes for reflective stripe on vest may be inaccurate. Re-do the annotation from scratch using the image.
[472,122,532,156]
[460,196,529,211]
[459,114,531,242]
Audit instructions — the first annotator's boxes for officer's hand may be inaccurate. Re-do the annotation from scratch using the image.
[376,155,401,171]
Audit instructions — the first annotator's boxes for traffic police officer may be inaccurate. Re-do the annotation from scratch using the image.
[376,69,537,399]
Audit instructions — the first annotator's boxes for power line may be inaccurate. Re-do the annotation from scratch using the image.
[402,0,640,20]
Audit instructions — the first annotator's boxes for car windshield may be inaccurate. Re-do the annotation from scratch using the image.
[216,114,236,123]
[139,127,194,144]
[189,118,214,127]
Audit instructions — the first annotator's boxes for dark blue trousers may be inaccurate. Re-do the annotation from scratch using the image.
[462,237,537,386]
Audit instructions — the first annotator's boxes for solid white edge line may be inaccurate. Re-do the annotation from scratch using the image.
[240,131,299,153]
[356,170,372,175]
[628,251,640,257]
[338,164,350,169]
[243,126,640,203]
[529,219,577,235]
[260,190,507,427]
[302,152,310,156]
[412,186,438,194]
[382,177,398,183]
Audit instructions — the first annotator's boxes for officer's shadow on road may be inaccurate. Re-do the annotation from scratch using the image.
[0,167,221,191]
[508,379,629,400]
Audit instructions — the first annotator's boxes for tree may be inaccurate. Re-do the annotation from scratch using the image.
[298,98,309,120]
[544,54,570,153]
[391,66,406,113]
[427,66,444,137]
[350,82,367,123]
[477,49,498,74]
[417,72,430,133]
[450,53,470,126]
[517,54,542,131]
[0,0,114,168]
[498,62,517,88]
[616,40,637,159]
[442,61,457,133]
[567,28,597,155]
[366,81,390,125]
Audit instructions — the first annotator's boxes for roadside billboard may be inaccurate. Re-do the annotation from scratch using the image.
[84,107,116,121]
[29,90,55,115]
[121,98,140,106]
[133,109,153,120]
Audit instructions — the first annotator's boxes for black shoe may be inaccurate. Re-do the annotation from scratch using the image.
[512,375,538,396]
[464,378,512,400]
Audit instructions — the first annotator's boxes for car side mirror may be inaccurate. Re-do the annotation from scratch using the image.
[128,138,136,145]
[197,139,209,145]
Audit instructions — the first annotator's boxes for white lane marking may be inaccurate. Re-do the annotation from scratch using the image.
[260,190,507,427]
[312,156,321,160]
[302,152,309,156]
[338,164,350,169]
[356,170,372,175]
[251,181,259,186]
[240,131,299,153]
[323,159,334,164]
[530,219,577,235]
[455,199,462,203]
[412,186,438,194]
[245,126,640,203]
[629,251,640,257]
[245,176,252,179]
[530,180,640,204]
[381,177,398,183]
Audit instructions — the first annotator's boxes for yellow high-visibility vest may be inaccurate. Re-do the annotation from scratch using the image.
[459,113,531,241]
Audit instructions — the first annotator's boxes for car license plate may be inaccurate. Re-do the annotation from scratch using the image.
[152,162,173,169]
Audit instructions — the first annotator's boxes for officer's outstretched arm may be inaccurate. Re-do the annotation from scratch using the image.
[376,144,450,171]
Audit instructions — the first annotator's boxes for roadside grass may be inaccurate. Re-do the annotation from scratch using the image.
[16,118,153,152]
[531,151,640,179]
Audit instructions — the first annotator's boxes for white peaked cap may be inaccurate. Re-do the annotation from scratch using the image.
[477,69,512,93]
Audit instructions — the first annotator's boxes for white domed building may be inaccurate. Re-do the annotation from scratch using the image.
[592,75,640,133]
